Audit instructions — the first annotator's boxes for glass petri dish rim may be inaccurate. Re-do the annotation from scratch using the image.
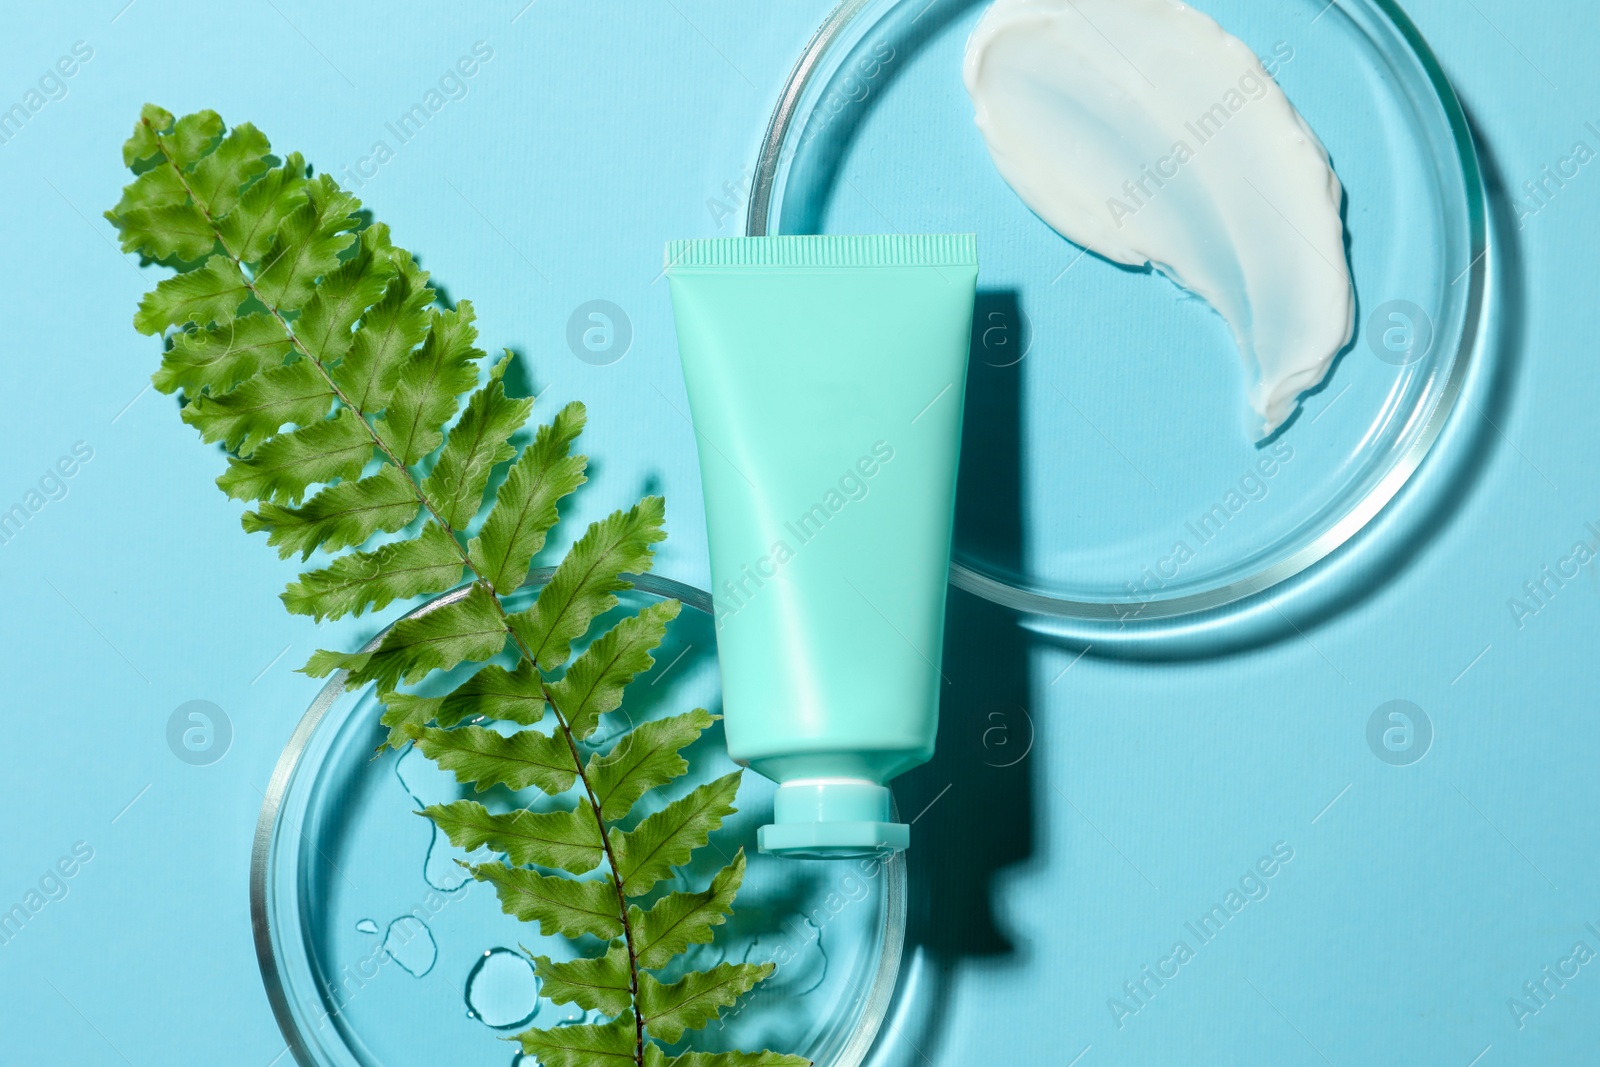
[250,569,908,1067]
[745,0,1489,623]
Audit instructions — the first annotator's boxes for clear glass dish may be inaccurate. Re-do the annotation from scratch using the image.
[749,0,1487,623]
[251,572,906,1066]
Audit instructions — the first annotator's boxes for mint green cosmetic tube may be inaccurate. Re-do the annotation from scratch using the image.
[665,234,977,859]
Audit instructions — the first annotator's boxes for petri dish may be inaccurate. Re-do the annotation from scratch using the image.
[252,571,905,1067]
[749,0,1487,624]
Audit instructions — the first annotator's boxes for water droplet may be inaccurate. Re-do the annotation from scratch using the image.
[547,1002,589,1027]
[464,947,541,1029]
[398,743,496,892]
[355,918,379,935]
[745,915,828,996]
[424,822,476,892]
[395,742,457,806]
[382,915,438,977]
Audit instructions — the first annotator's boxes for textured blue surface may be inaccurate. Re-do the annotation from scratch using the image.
[0,1,1596,1064]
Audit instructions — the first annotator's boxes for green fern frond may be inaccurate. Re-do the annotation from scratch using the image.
[111,105,804,1067]
[154,314,295,397]
[375,659,547,752]
[373,302,484,465]
[180,357,334,457]
[588,708,717,822]
[470,862,623,940]
[638,963,773,1044]
[508,497,668,671]
[517,1016,637,1067]
[425,798,604,875]
[242,466,421,561]
[410,724,579,795]
[187,121,271,218]
[549,598,682,741]
[303,582,506,688]
[280,520,463,621]
[294,238,397,364]
[330,236,432,411]
[533,942,634,1017]
[133,253,248,334]
[610,772,742,897]
[213,405,368,503]
[421,350,532,527]
[468,399,587,594]
[216,150,310,262]
[648,1050,809,1067]
[251,173,360,312]
[630,850,746,970]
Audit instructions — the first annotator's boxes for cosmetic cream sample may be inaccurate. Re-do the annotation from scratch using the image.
[964,0,1353,436]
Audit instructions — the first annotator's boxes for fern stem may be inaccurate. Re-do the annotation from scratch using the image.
[539,677,648,1064]
[148,120,650,1065]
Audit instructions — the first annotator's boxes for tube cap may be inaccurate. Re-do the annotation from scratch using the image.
[757,780,909,859]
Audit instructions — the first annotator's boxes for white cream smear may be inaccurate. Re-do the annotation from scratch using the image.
[964,0,1354,436]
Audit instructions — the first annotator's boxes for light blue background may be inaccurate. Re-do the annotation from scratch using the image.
[0,1,1596,1064]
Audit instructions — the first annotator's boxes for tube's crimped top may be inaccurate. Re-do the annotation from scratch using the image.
[665,232,977,269]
